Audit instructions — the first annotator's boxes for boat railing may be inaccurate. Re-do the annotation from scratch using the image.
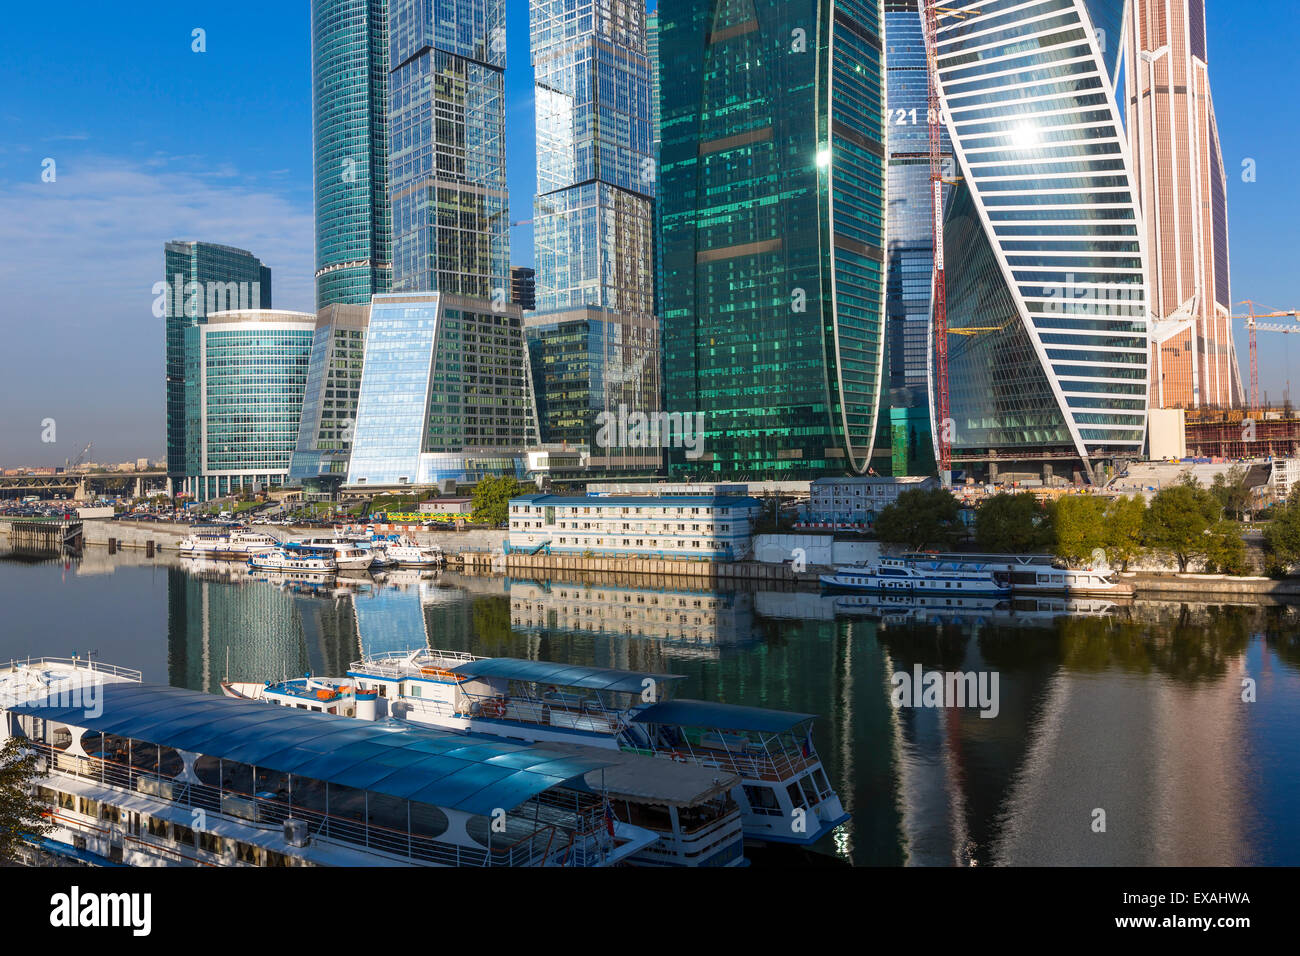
[350,650,482,680]
[29,742,589,868]
[1,657,142,683]
[664,742,818,783]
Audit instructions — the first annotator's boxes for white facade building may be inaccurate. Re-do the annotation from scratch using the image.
[507,493,761,561]
[807,475,940,527]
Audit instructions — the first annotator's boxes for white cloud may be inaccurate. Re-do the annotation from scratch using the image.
[0,155,313,463]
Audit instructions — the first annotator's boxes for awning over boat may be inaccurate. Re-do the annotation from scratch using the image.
[452,658,684,694]
[10,682,614,816]
[631,699,817,734]
[545,743,739,807]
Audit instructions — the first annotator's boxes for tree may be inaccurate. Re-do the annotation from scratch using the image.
[1263,496,1300,575]
[471,475,530,526]
[0,736,54,862]
[1142,483,1220,572]
[1203,520,1250,576]
[1209,465,1252,522]
[1103,494,1147,571]
[874,488,963,553]
[1053,495,1108,567]
[974,492,1052,553]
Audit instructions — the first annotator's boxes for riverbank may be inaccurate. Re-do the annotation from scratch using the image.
[1127,572,1300,598]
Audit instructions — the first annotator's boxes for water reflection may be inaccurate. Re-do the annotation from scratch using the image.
[2,547,1297,865]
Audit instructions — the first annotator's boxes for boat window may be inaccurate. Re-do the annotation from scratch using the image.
[742,785,782,816]
[786,782,807,810]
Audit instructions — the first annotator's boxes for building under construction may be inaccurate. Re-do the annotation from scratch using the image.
[1184,407,1300,459]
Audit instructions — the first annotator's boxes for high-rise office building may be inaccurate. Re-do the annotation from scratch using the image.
[884,1,953,402]
[511,267,536,311]
[163,241,272,485]
[932,0,1151,481]
[345,293,533,487]
[288,304,370,495]
[658,0,888,480]
[387,0,509,298]
[182,310,316,501]
[313,0,391,308]
[1125,0,1240,409]
[527,0,660,475]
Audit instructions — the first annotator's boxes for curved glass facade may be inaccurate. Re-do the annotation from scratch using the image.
[932,0,1151,466]
[313,0,391,308]
[659,0,888,480]
[288,304,370,490]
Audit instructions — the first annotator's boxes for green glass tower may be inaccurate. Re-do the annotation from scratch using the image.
[163,241,272,483]
[659,0,887,480]
[313,0,391,308]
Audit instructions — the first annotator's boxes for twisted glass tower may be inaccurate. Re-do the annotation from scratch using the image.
[659,0,888,480]
[932,0,1151,477]
[313,0,391,308]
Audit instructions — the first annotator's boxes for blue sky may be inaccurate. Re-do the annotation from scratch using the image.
[0,0,1295,463]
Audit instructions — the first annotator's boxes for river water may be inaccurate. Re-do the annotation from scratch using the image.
[2,547,1297,866]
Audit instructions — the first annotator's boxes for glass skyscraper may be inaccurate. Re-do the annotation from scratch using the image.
[1125,0,1240,409]
[884,1,953,402]
[387,0,509,299]
[287,304,370,495]
[163,241,272,484]
[527,0,660,475]
[345,293,534,487]
[182,310,316,501]
[658,0,888,481]
[313,0,391,308]
[931,0,1151,479]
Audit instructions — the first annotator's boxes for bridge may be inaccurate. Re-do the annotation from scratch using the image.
[0,471,172,500]
[0,516,84,555]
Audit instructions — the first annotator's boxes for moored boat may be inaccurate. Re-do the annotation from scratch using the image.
[179,525,281,560]
[820,556,1010,595]
[247,549,338,573]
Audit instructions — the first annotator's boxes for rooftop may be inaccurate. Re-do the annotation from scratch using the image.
[11,682,614,816]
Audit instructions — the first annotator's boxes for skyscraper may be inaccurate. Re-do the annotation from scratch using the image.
[313,0,391,308]
[344,293,533,487]
[658,0,888,481]
[931,0,1152,481]
[884,0,952,402]
[288,304,370,495]
[387,0,509,298]
[1125,0,1240,409]
[163,241,272,486]
[527,0,659,475]
[182,310,316,501]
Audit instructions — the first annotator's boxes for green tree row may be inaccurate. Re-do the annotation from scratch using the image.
[874,471,1252,575]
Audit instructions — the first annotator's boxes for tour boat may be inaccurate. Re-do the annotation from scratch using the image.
[247,549,338,573]
[178,526,281,560]
[286,537,375,571]
[2,656,660,867]
[1006,564,1125,596]
[820,556,1010,595]
[223,673,746,866]
[331,649,849,846]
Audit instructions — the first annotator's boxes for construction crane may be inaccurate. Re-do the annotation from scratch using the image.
[1234,300,1300,409]
[66,441,92,471]
[922,2,979,486]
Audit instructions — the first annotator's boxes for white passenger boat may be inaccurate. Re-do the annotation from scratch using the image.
[178,526,280,560]
[2,656,659,868]
[287,537,375,571]
[247,549,338,573]
[324,650,850,846]
[223,673,746,866]
[820,556,1011,595]
[1006,564,1124,595]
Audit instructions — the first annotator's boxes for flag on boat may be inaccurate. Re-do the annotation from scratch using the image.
[603,800,616,837]
[802,730,813,758]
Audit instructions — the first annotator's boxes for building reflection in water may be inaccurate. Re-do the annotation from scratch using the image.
[163,558,1300,865]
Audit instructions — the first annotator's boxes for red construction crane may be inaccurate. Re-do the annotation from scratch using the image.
[1233,300,1300,409]
[922,3,977,486]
